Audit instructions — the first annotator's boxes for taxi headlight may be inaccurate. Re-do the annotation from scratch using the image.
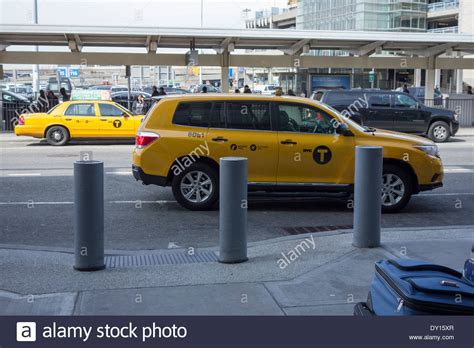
[414,145,439,157]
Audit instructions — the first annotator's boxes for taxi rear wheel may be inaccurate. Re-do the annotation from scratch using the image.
[46,126,69,146]
[381,164,413,213]
[172,163,218,210]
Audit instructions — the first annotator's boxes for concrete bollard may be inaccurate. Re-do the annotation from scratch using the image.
[353,146,383,248]
[74,160,105,271]
[218,157,248,263]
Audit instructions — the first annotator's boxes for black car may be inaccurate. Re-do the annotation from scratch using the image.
[311,89,459,142]
[110,91,152,103]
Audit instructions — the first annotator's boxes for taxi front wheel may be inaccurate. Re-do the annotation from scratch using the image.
[172,162,219,210]
[381,164,413,214]
[46,126,69,146]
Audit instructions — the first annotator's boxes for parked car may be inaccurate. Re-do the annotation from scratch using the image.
[311,89,459,142]
[1,90,30,103]
[1,84,34,100]
[111,91,152,103]
[132,94,444,213]
[190,85,221,93]
[253,84,277,95]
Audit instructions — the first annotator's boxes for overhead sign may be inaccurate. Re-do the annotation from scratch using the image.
[57,68,67,77]
[69,68,79,77]
[71,90,111,101]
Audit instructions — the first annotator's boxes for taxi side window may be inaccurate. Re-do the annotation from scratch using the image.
[172,102,211,127]
[225,102,271,130]
[275,103,336,135]
[99,103,125,116]
[209,102,225,128]
[64,103,96,116]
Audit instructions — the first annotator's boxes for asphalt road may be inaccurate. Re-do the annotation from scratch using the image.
[1,133,473,250]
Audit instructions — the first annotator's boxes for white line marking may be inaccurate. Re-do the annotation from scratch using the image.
[7,173,42,177]
[419,192,474,197]
[444,168,474,174]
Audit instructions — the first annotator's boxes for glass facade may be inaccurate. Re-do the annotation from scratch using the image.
[297,0,427,32]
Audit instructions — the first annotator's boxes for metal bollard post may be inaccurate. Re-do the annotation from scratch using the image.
[74,160,105,271]
[353,146,383,248]
[219,157,248,263]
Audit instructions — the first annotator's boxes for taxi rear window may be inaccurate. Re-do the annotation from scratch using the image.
[172,102,211,127]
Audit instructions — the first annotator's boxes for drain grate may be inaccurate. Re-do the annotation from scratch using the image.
[282,225,353,235]
[105,250,218,268]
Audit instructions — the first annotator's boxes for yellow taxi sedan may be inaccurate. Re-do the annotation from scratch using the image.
[15,101,144,146]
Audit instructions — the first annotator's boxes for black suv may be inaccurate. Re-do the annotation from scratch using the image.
[311,90,459,142]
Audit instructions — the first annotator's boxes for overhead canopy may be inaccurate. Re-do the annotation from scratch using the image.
[0,24,473,69]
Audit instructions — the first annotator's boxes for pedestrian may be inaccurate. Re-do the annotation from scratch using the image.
[158,87,167,96]
[467,86,473,95]
[151,85,159,97]
[234,88,240,93]
[201,86,208,93]
[243,85,252,94]
[132,94,145,114]
[275,87,283,96]
[402,84,410,94]
[47,90,59,107]
[300,89,307,98]
[287,89,296,96]
[59,87,70,102]
[37,90,49,111]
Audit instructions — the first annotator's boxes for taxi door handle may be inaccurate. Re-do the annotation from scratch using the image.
[65,118,72,121]
[212,137,228,142]
[281,139,297,145]
[100,119,108,121]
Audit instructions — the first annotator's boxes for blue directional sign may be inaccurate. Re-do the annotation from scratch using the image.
[229,68,233,78]
[69,68,79,77]
[57,68,67,77]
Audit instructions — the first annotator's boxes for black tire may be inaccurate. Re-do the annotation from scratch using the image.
[171,162,218,210]
[381,164,413,214]
[428,121,450,143]
[45,126,69,146]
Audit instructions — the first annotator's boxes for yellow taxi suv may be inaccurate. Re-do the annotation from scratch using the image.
[15,101,143,146]
[132,94,444,213]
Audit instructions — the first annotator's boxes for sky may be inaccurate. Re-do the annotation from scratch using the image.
[0,0,288,28]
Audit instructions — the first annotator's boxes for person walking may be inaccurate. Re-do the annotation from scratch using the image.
[37,90,49,112]
[243,85,252,94]
[133,94,146,114]
[234,88,240,93]
[151,85,159,97]
[47,90,59,107]
[287,89,296,96]
[158,87,167,96]
[59,87,70,102]
[275,87,283,96]
[402,84,410,94]
[201,86,208,93]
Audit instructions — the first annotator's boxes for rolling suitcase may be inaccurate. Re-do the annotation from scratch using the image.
[368,259,474,316]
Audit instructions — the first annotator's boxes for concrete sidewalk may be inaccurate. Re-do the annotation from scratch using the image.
[0,226,471,316]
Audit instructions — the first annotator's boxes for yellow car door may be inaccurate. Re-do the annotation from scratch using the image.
[206,100,278,183]
[98,102,134,137]
[275,102,355,184]
[62,102,99,137]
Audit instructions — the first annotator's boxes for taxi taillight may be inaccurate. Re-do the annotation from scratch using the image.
[135,132,159,149]
[18,115,25,125]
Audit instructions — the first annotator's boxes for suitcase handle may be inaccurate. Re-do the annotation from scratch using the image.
[387,259,462,278]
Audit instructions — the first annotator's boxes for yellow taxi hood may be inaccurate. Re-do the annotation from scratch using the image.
[371,128,434,146]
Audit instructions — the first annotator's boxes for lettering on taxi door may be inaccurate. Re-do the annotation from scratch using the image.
[313,146,332,165]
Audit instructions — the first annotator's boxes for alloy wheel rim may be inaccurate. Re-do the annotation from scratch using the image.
[52,129,64,142]
[180,171,213,203]
[433,125,447,140]
[381,173,405,206]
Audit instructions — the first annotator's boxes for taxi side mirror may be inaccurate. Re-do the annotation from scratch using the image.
[122,112,130,117]
[336,123,353,136]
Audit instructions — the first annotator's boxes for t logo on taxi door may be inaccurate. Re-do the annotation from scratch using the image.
[313,146,332,165]
[113,120,122,128]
